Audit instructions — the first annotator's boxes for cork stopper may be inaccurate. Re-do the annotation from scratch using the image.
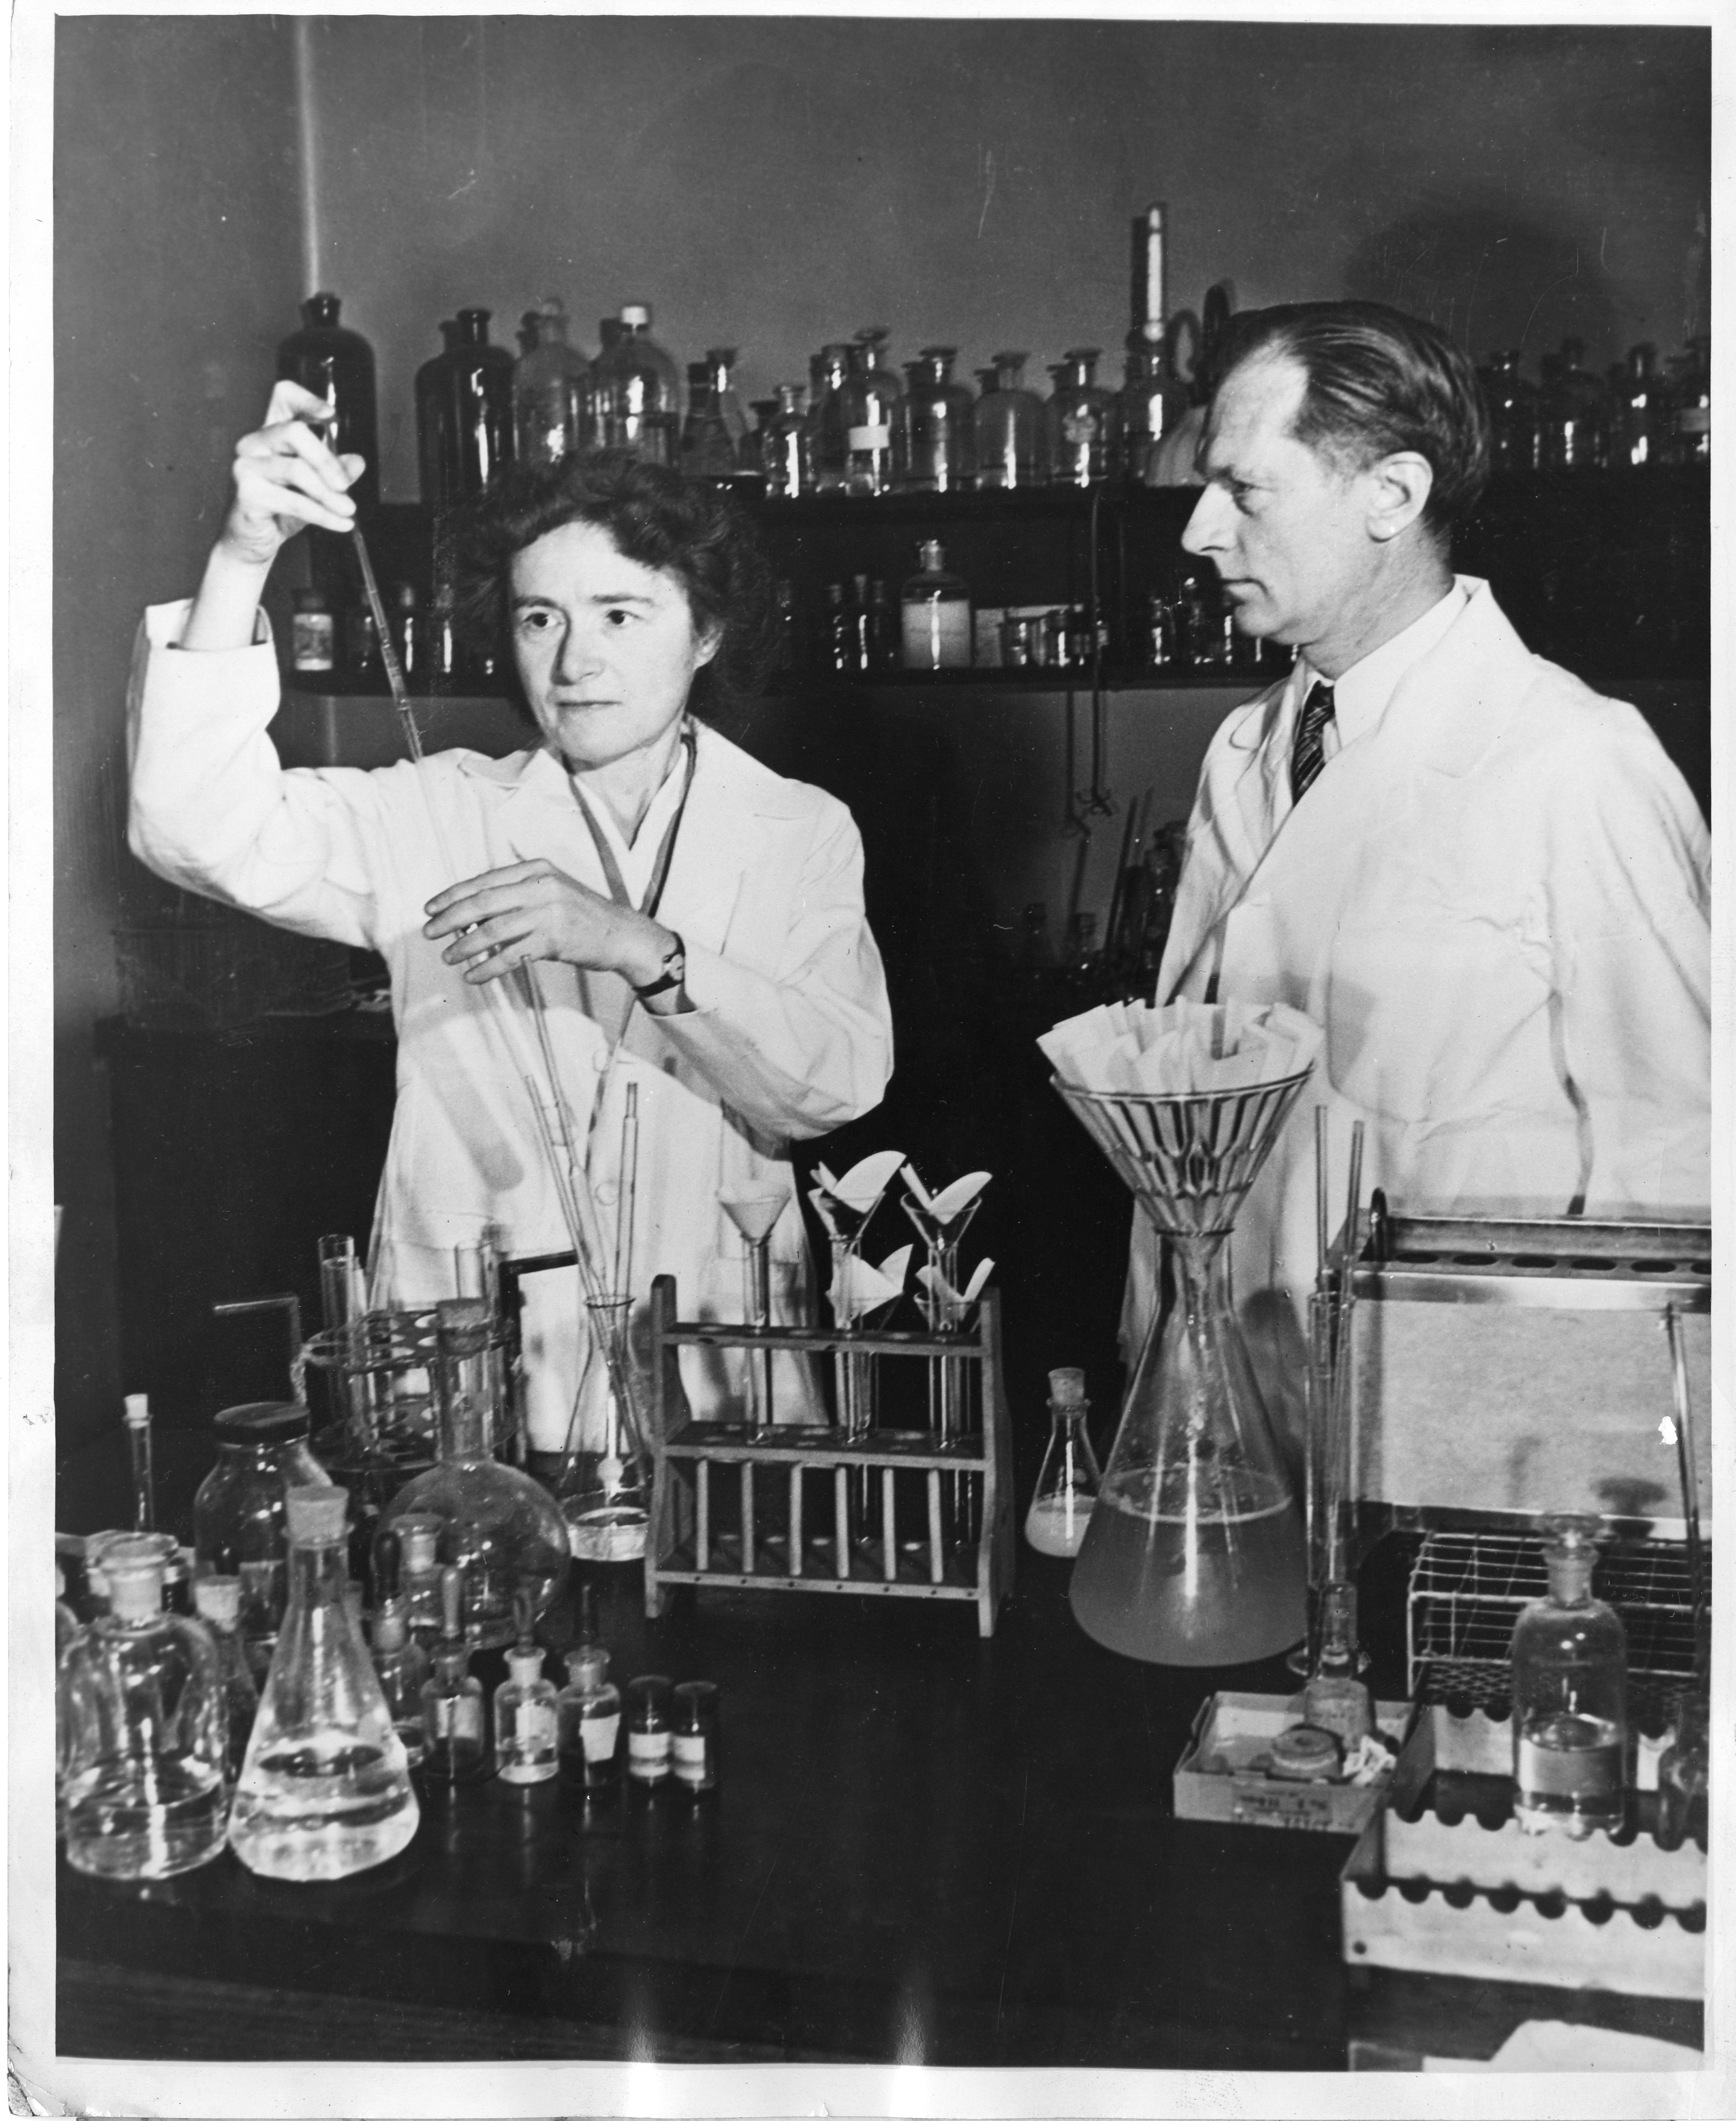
[1049,1367,1087,1408]
[566,1646,610,1686]
[122,1393,151,1429]
[285,1485,349,1545]
[192,1575,241,1629]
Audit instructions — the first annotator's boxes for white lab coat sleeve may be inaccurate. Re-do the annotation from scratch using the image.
[655,803,893,1139]
[1538,706,1711,1215]
[126,599,392,950]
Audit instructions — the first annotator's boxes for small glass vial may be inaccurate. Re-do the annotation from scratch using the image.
[901,542,972,671]
[1301,1581,1373,1745]
[1025,1368,1102,1558]
[558,1647,622,1791]
[824,582,855,675]
[419,1564,490,1785]
[624,1675,674,1787]
[761,383,810,499]
[495,1619,559,1787]
[369,1528,430,1768]
[672,1681,720,1797]
[1511,1513,1629,1838]
[291,588,335,677]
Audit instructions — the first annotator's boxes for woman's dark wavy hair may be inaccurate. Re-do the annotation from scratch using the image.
[1217,301,1491,538]
[442,450,779,730]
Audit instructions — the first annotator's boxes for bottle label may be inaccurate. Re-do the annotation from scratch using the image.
[1676,406,1710,435]
[1516,1732,1623,1800]
[628,1728,671,1780]
[428,1694,483,1744]
[848,424,892,451]
[581,1712,621,1764]
[673,1730,712,1785]
[902,599,973,671]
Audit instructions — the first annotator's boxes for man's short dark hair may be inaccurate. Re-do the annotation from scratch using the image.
[1218,301,1491,536]
[444,450,778,727]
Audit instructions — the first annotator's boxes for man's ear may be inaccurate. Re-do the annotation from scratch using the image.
[1365,451,1434,542]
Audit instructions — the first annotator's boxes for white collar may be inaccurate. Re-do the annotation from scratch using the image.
[1294,580,1469,747]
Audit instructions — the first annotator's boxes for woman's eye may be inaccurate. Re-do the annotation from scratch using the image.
[515,608,556,634]
[605,607,633,628]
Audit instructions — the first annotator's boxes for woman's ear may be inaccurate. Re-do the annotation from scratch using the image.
[693,620,723,669]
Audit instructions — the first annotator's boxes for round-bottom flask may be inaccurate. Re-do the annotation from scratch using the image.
[1068,1236,1307,1664]
[387,1299,572,1642]
[228,1487,420,1882]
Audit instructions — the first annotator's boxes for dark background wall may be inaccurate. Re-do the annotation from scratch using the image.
[52,17,1710,1447]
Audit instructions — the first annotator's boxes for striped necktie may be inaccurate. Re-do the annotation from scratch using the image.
[1290,681,1336,805]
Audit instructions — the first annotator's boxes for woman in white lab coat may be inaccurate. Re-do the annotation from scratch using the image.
[129,382,894,1444]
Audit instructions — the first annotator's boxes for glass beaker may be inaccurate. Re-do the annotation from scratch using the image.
[229,1486,419,1881]
[1025,1368,1101,1558]
[1057,1074,1312,1665]
[557,1294,655,1563]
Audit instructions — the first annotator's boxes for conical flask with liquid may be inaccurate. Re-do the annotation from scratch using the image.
[557,1295,655,1562]
[227,1486,419,1880]
[1055,1071,1312,1664]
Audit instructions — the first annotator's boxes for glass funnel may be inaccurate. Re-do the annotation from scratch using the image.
[556,1294,655,1563]
[721,1187,791,1430]
[1057,1072,1312,1664]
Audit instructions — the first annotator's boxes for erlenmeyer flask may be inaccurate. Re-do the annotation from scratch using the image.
[557,1295,654,1562]
[1057,1073,1312,1665]
[228,1487,419,1880]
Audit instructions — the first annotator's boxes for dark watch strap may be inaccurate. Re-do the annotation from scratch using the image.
[634,932,686,1000]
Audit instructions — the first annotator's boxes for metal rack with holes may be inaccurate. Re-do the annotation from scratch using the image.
[642,1275,1015,1636]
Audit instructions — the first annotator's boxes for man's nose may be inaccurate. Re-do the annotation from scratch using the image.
[1180,486,1230,558]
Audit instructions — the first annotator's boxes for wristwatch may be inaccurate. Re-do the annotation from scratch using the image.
[634,932,686,1001]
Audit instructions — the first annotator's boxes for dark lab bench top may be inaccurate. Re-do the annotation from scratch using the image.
[60,1556,1355,2070]
[55,1543,1704,2070]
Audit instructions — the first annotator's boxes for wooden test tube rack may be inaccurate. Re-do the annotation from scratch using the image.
[643,1275,1015,1636]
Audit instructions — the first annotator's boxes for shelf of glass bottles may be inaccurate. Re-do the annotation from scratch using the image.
[641,1274,1014,1637]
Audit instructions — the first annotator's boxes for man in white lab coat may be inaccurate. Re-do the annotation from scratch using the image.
[1128,303,1711,1442]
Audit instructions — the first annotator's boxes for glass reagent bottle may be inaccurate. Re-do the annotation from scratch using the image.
[1511,1514,1629,1839]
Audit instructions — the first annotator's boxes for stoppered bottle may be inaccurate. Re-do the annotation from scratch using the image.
[1510,1513,1628,1838]
[419,1564,490,1786]
[495,1593,559,1785]
[60,1539,230,1880]
[900,542,972,671]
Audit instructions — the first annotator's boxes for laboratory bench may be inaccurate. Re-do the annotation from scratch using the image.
[54,1530,1702,2070]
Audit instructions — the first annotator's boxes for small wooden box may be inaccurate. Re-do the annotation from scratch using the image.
[1172,1689,1416,1834]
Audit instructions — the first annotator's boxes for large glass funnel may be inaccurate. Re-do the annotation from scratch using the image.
[1057,1071,1312,1665]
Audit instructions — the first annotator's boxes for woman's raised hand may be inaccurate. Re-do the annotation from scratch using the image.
[218,380,366,569]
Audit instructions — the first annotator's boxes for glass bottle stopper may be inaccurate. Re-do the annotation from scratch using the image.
[917,540,945,572]
[192,1575,241,1629]
[123,1393,150,1431]
[286,1485,349,1546]
[621,303,651,330]
[1049,1367,1086,1408]
[104,1548,166,1622]
[397,1516,441,1579]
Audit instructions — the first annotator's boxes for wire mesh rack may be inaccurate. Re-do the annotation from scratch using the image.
[1407,1527,1707,1716]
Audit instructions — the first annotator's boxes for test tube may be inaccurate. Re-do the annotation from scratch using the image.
[122,1393,155,1533]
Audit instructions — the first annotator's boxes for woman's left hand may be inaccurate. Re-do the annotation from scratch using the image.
[423,860,670,986]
